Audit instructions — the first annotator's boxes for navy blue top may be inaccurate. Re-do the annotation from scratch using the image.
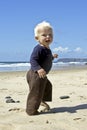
[30,44,53,74]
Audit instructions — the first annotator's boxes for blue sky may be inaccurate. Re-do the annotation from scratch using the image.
[0,0,87,61]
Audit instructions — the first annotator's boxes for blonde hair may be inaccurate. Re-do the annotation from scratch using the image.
[34,21,53,37]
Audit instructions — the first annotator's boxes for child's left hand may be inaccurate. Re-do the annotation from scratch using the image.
[53,54,58,58]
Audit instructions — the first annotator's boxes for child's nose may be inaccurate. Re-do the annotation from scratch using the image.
[46,35,50,38]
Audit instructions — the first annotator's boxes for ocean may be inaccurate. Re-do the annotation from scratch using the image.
[0,58,87,72]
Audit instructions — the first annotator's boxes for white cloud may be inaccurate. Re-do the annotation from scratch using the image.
[52,46,85,58]
[53,46,83,54]
[53,46,70,53]
[74,47,82,52]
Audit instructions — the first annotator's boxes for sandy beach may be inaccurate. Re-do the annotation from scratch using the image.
[0,67,87,130]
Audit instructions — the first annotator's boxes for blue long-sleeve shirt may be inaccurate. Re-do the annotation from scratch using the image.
[30,44,53,74]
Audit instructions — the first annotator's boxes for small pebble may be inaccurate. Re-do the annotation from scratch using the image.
[46,120,49,123]
[15,100,20,103]
[5,96,20,103]
[6,99,15,103]
[5,96,12,99]
[60,95,70,99]
[73,118,81,120]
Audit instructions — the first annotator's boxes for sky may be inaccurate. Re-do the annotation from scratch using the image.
[0,0,87,61]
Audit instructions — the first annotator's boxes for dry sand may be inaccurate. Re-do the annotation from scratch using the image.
[0,67,87,130]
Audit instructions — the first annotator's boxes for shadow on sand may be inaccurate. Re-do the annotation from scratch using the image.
[44,104,87,114]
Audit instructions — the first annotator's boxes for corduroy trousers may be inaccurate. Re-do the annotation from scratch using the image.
[26,70,52,115]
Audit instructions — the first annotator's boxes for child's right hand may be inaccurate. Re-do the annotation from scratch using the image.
[37,69,46,78]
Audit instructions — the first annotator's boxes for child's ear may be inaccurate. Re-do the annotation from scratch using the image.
[35,36,39,41]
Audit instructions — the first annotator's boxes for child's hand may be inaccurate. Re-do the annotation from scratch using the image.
[37,69,46,78]
[53,54,58,58]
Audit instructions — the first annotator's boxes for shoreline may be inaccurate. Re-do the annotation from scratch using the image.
[0,64,87,74]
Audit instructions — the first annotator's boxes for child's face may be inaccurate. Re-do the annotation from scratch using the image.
[35,27,53,48]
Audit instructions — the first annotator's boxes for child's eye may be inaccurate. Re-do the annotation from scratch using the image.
[42,34,52,37]
[49,34,52,37]
[42,34,46,37]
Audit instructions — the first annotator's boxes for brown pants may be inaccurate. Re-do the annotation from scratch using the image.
[26,70,52,115]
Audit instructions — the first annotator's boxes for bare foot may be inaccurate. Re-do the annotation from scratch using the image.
[40,101,50,112]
